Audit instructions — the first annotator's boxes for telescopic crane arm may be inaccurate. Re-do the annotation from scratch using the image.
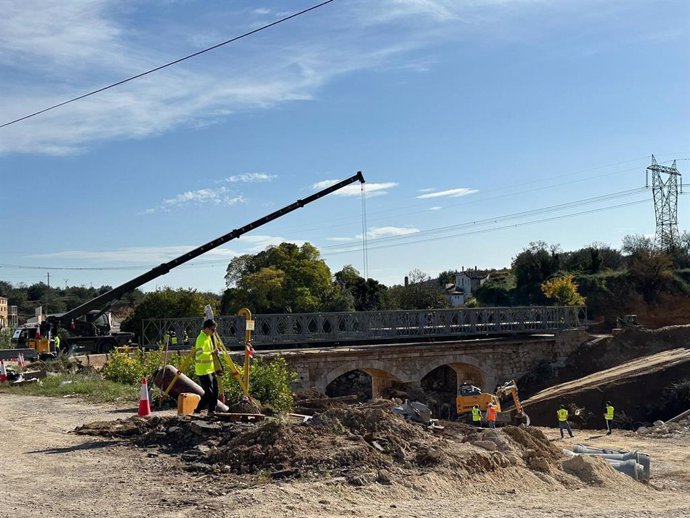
[56,171,366,325]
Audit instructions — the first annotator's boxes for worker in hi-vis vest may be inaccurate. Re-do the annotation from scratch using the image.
[557,404,574,438]
[194,319,219,416]
[53,334,61,354]
[604,401,615,435]
[486,403,497,429]
[471,405,482,427]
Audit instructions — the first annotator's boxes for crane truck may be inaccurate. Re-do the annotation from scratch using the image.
[12,172,366,356]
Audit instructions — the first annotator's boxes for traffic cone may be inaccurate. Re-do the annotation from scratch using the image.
[138,378,151,417]
[0,360,7,383]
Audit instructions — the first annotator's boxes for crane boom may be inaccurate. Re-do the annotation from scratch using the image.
[58,171,365,324]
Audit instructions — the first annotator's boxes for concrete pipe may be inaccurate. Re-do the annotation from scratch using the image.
[154,365,229,412]
[603,459,644,481]
[574,444,625,455]
[585,452,650,480]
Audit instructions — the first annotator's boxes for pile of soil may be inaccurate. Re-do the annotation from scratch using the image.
[74,402,648,490]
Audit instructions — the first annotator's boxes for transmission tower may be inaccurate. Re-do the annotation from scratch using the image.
[646,154,683,251]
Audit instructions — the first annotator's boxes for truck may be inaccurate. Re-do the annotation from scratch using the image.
[12,172,365,356]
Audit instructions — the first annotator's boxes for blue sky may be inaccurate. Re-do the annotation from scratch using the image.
[1,0,688,293]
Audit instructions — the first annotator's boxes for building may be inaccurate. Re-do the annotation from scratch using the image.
[0,297,7,328]
[444,267,491,307]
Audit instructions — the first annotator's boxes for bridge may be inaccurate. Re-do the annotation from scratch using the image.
[139,306,588,404]
[141,305,585,349]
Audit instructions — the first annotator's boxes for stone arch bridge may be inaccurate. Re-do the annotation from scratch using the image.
[266,330,588,398]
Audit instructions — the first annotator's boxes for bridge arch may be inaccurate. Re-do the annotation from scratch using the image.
[417,355,493,392]
[319,361,408,398]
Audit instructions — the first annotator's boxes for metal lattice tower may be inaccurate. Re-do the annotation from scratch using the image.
[646,154,683,251]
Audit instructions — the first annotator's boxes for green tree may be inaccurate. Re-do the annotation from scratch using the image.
[386,269,449,310]
[333,265,388,311]
[541,273,586,305]
[621,234,675,303]
[511,241,561,304]
[223,242,343,313]
[120,288,218,340]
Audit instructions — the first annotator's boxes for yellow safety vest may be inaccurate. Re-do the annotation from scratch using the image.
[557,408,569,422]
[605,405,614,420]
[471,407,481,421]
[194,332,215,376]
[54,336,60,349]
[171,336,178,346]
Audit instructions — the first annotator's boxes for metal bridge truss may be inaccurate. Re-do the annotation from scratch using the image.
[141,306,586,350]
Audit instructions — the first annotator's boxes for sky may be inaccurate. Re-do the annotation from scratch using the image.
[1,0,689,295]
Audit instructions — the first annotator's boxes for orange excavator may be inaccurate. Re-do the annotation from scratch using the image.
[456,379,530,426]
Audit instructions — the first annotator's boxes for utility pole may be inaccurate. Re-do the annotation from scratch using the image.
[46,271,50,315]
[646,155,683,251]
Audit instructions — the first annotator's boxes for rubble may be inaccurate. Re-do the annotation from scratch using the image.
[73,401,650,489]
[637,417,690,438]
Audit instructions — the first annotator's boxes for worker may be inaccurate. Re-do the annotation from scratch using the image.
[170,331,178,347]
[53,334,61,354]
[194,319,219,416]
[604,401,615,435]
[486,402,497,429]
[471,404,482,427]
[557,404,574,439]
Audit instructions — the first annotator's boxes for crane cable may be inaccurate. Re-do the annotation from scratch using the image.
[361,182,369,280]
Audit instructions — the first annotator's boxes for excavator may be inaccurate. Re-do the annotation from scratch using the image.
[456,379,530,426]
[12,172,366,357]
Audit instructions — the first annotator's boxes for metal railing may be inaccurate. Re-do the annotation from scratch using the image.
[141,306,586,350]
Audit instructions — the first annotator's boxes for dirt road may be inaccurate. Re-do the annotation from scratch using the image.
[2,394,690,517]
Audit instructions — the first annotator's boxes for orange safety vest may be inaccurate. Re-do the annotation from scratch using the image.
[487,406,497,421]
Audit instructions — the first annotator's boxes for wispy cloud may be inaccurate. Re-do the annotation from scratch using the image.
[312,180,398,197]
[430,206,442,210]
[145,186,246,213]
[0,0,548,155]
[416,187,478,199]
[225,173,277,183]
[30,245,238,263]
[365,226,419,239]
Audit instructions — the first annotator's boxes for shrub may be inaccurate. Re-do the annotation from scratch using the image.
[220,356,297,413]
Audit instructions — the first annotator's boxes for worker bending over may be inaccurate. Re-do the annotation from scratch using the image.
[195,319,219,416]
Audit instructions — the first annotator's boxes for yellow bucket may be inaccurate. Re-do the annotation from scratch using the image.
[177,392,201,416]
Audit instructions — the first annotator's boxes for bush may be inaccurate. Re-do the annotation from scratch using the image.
[220,356,297,413]
[102,348,168,385]
[0,328,12,349]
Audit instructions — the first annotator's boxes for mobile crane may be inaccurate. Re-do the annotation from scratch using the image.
[13,172,366,356]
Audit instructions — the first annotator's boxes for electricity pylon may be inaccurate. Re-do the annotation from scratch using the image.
[646,155,682,251]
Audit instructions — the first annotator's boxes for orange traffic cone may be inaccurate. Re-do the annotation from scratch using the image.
[138,378,151,417]
[0,360,7,383]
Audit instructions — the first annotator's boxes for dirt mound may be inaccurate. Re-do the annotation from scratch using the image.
[73,406,648,489]
[562,455,611,485]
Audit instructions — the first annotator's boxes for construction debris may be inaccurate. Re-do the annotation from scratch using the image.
[73,402,649,489]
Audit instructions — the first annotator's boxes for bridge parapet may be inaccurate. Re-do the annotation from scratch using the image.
[141,305,586,349]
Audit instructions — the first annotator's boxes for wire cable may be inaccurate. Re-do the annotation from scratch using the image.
[0,0,335,129]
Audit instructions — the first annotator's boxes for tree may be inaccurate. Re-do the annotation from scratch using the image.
[386,269,449,310]
[621,234,674,303]
[223,242,342,313]
[541,274,586,306]
[333,265,388,311]
[121,288,219,339]
[511,241,561,304]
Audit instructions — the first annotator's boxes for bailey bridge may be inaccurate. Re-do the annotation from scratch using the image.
[141,306,587,398]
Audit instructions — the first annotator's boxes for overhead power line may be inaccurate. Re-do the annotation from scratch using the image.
[0,0,335,129]
[323,199,652,256]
